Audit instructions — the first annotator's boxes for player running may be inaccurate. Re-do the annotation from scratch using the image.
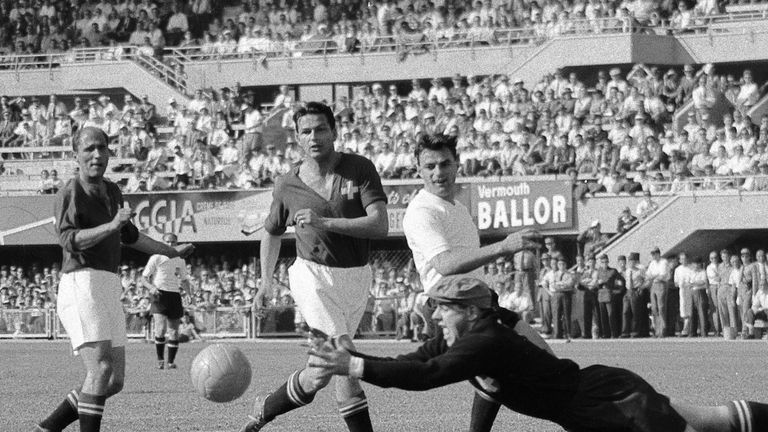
[309,276,768,432]
[239,101,388,432]
[35,127,194,432]
[141,233,190,370]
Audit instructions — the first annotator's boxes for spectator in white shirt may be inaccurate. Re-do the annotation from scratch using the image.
[498,281,534,324]
[728,145,752,174]
[736,69,760,110]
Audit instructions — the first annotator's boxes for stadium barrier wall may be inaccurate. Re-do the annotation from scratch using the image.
[1,295,417,340]
[0,308,51,339]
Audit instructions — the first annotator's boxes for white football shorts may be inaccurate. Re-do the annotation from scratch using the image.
[57,268,127,352]
[288,257,372,338]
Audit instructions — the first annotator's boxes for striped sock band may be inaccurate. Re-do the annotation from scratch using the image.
[78,393,106,432]
[167,339,179,364]
[39,387,81,430]
[66,388,80,410]
[287,370,313,407]
[338,391,373,432]
[730,400,753,432]
[155,336,166,361]
[339,393,369,418]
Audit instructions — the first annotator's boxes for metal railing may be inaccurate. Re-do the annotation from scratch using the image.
[0,11,764,72]
[2,296,420,340]
[160,12,768,63]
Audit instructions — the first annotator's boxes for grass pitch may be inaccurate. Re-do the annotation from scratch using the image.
[2,338,767,431]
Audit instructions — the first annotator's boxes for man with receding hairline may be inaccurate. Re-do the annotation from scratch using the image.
[34,127,194,432]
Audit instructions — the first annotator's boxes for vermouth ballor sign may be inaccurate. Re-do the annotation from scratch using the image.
[471,180,573,232]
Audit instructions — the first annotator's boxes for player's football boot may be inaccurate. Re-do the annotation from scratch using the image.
[167,363,177,369]
[32,425,52,432]
[238,394,270,432]
[158,360,165,369]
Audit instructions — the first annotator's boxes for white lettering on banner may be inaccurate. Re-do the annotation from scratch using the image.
[476,182,531,199]
[387,188,419,206]
[135,199,197,234]
[477,195,568,230]
[387,208,407,232]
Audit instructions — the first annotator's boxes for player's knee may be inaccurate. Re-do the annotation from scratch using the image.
[107,376,124,396]
[93,359,114,380]
[301,367,332,393]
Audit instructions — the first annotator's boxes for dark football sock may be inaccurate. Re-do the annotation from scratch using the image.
[39,387,80,431]
[167,339,179,364]
[261,370,316,422]
[729,400,768,432]
[78,393,106,432]
[155,336,166,361]
[469,392,501,432]
[338,391,373,432]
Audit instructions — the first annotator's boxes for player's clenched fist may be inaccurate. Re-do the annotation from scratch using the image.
[500,228,541,254]
[173,243,195,259]
[112,203,134,229]
[293,209,325,229]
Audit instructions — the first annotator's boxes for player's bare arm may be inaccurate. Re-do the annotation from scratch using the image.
[70,204,133,250]
[257,231,282,307]
[129,233,195,258]
[429,228,542,276]
[293,201,388,239]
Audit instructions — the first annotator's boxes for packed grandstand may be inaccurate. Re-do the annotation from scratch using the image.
[1,0,768,343]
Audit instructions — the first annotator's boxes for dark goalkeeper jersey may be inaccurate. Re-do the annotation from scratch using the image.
[354,311,581,421]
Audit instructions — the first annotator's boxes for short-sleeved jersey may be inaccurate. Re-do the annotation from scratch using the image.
[264,153,387,268]
[402,189,484,293]
[142,255,189,293]
[54,178,139,274]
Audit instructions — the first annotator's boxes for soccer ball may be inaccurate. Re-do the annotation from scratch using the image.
[190,344,252,403]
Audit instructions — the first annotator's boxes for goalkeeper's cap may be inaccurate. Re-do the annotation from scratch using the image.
[427,276,492,309]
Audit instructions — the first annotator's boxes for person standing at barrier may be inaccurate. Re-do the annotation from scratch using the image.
[718,251,739,339]
[674,253,693,336]
[35,127,194,432]
[240,102,389,432]
[706,251,721,337]
[688,257,710,337]
[596,253,625,338]
[622,252,647,338]
[537,253,555,337]
[547,256,574,339]
[738,248,758,339]
[573,254,600,339]
[644,247,669,337]
[666,254,681,337]
[141,232,190,370]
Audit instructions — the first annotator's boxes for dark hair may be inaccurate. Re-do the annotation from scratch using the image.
[293,101,335,132]
[414,134,459,163]
[72,126,109,152]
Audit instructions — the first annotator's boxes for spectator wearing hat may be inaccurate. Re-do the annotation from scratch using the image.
[428,78,449,104]
[635,190,659,219]
[622,252,648,338]
[688,256,710,337]
[596,254,625,338]
[546,256,575,339]
[644,247,669,337]
[616,207,638,235]
[572,254,599,339]
[577,220,610,258]
[536,253,554,337]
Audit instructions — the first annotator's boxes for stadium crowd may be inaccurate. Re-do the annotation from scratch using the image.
[0,0,744,61]
[4,239,768,342]
[1,61,767,195]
